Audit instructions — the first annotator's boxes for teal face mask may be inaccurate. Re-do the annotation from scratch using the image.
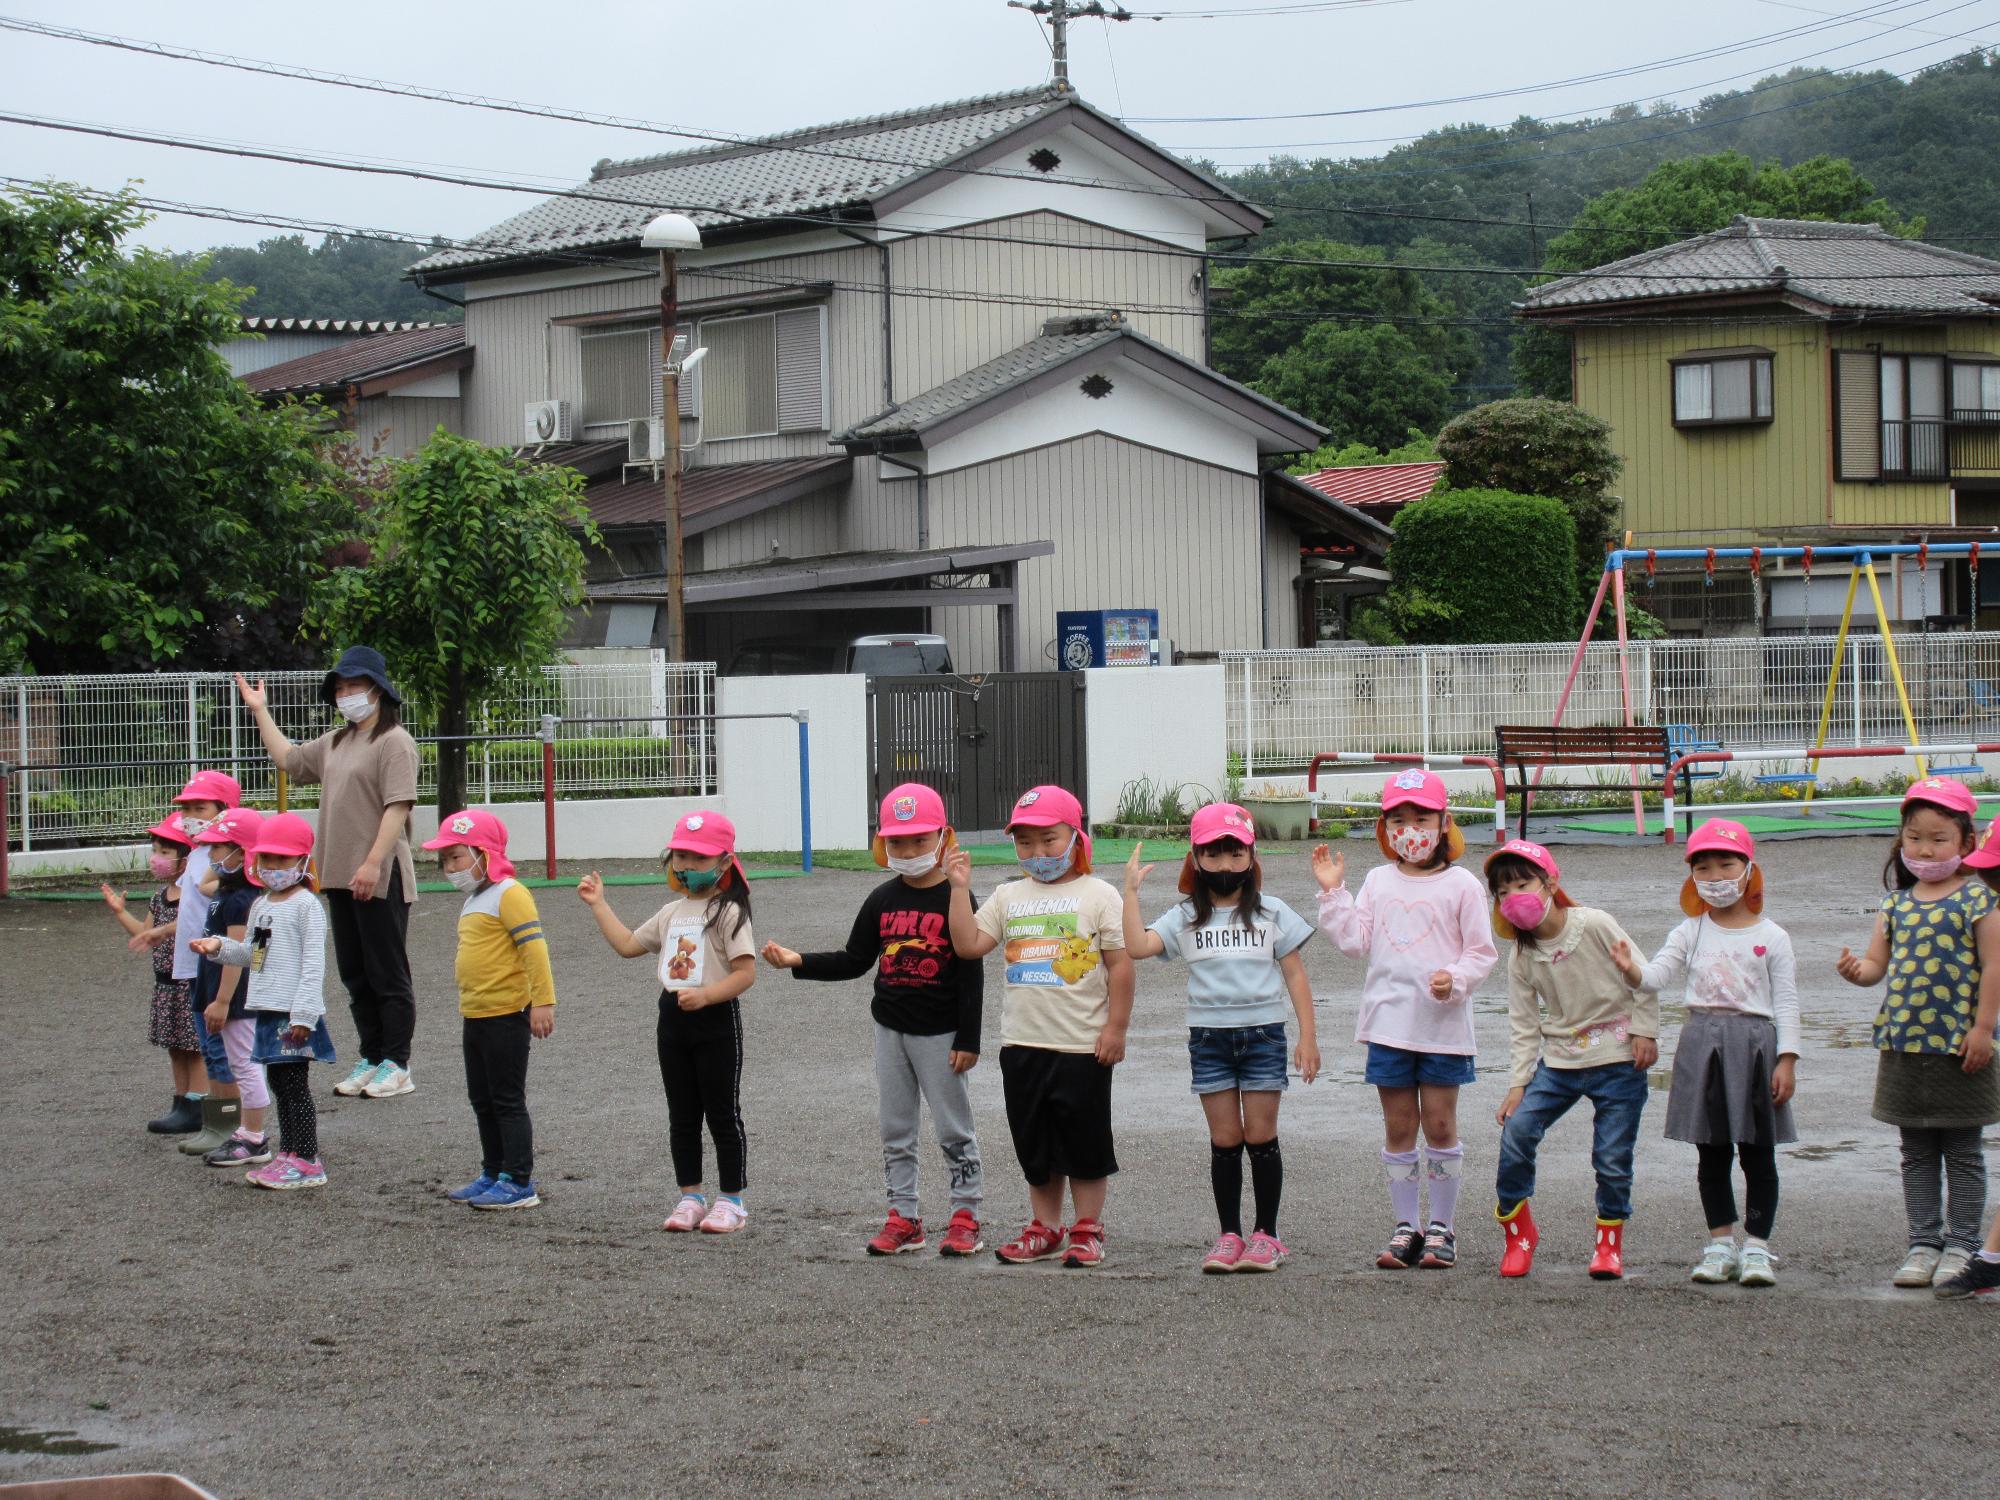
[679,866,722,893]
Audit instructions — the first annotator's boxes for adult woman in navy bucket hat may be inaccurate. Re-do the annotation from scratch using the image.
[234,646,424,1100]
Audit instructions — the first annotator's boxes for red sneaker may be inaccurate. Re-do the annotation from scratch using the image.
[866,1211,926,1256]
[1063,1218,1106,1269]
[1589,1217,1625,1280]
[1497,1199,1538,1279]
[995,1219,1067,1265]
[938,1209,984,1257]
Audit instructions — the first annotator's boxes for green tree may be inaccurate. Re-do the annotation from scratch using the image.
[309,430,597,817]
[1375,488,1579,644]
[1436,398,1622,630]
[0,185,359,673]
[1255,324,1455,452]
[186,232,462,323]
[1288,427,1438,477]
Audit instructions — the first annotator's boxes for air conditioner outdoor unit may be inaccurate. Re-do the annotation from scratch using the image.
[523,399,572,445]
[627,417,666,464]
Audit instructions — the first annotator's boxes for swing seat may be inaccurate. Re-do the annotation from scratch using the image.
[1928,763,1983,779]
[1753,771,1819,787]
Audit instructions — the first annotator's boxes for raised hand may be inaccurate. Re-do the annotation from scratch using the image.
[233,673,267,713]
[1123,843,1154,896]
[1311,843,1345,892]
[577,871,605,905]
[944,847,973,890]
[98,882,127,917]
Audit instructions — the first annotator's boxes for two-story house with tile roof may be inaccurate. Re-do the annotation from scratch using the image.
[1519,216,2000,632]
[408,86,1386,669]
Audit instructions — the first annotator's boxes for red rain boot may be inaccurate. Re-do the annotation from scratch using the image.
[1497,1199,1538,1278]
[1589,1217,1625,1280]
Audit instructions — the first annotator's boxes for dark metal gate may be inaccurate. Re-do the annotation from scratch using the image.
[868,672,1087,833]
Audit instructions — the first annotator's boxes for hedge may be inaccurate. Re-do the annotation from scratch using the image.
[1387,487,1579,644]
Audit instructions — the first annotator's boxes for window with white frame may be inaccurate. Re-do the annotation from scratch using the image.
[579,322,695,430]
[697,306,828,440]
[1670,349,1773,427]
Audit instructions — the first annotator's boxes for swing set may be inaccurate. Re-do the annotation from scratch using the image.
[1545,540,1999,835]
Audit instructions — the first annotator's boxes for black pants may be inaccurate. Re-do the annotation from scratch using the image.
[464,1010,533,1181]
[1696,1140,1780,1239]
[326,864,417,1068]
[267,1061,318,1162]
[657,994,746,1194]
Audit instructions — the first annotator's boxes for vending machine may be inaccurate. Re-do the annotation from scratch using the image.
[1056,609,1161,669]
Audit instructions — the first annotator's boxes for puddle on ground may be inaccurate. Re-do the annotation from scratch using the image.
[1787,1139,1861,1161]
[0,1425,118,1457]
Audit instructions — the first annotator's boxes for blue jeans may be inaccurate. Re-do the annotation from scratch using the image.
[1496,1061,1649,1220]
[190,991,234,1085]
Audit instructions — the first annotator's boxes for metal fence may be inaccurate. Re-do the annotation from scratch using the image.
[2,658,716,851]
[1224,631,2000,771]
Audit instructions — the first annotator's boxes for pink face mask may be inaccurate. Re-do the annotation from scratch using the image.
[1498,890,1550,932]
[1903,852,1963,882]
[147,852,180,880]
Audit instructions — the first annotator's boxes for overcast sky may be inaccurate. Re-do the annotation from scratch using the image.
[2,0,1993,255]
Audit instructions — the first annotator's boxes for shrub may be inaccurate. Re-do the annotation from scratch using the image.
[1386,488,1578,644]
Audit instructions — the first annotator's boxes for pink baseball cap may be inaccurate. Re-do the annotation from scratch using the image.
[146,814,194,849]
[1684,818,1755,862]
[1190,803,1256,848]
[423,808,516,882]
[1484,838,1573,894]
[195,806,265,850]
[665,808,747,894]
[872,783,952,869]
[1007,784,1092,873]
[173,770,242,808]
[247,811,314,888]
[1381,767,1449,813]
[1904,776,1978,818]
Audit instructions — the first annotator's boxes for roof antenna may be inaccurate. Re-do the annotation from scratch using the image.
[1007,0,1131,94]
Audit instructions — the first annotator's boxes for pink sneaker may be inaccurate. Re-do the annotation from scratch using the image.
[1239,1231,1288,1272]
[247,1154,326,1191]
[1202,1232,1247,1273]
[699,1196,748,1234]
[662,1194,706,1232]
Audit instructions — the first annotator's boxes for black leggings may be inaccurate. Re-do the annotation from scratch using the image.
[464,1010,533,1181]
[1696,1140,1779,1239]
[657,995,746,1195]
[326,865,417,1068]
[267,1061,318,1162]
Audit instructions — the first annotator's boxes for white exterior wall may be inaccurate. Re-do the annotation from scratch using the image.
[714,673,870,851]
[1084,665,1228,822]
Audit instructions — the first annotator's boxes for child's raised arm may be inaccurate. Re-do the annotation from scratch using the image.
[577,872,649,958]
[945,848,997,959]
[1312,844,1372,957]
[1835,915,1890,987]
[1120,845,1167,960]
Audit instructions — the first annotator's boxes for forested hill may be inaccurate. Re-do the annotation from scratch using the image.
[182,232,461,324]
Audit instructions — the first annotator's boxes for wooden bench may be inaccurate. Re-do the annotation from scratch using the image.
[1494,724,1673,839]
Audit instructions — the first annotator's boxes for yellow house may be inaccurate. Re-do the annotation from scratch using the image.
[1520,216,2000,631]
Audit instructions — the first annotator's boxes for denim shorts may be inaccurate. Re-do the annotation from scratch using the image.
[1364,1042,1476,1088]
[189,991,234,1084]
[1189,1023,1290,1095]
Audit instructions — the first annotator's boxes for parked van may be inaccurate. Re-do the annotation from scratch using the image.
[725,633,953,677]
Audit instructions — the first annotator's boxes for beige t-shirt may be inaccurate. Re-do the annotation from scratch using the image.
[1506,905,1661,1087]
[973,874,1126,1054]
[286,724,420,901]
[633,894,756,994]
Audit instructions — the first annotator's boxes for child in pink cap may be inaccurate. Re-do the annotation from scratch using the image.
[1123,802,1318,1273]
[1836,776,1999,1289]
[1313,769,1496,1271]
[190,808,273,1167]
[424,809,556,1212]
[100,813,204,1134]
[764,783,986,1258]
[169,771,244,1119]
[946,784,1133,1269]
[580,809,756,1234]
[1611,818,1798,1288]
[190,812,336,1191]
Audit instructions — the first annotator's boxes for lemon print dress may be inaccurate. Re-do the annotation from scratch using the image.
[1870,880,2000,1129]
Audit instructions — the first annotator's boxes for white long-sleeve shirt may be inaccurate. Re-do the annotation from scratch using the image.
[1636,915,1801,1058]
[214,891,328,1031]
[1317,864,1498,1055]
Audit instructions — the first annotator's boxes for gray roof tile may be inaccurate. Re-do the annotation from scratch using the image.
[1521,216,2000,316]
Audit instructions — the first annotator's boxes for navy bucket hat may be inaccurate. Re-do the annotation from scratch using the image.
[322,645,404,707]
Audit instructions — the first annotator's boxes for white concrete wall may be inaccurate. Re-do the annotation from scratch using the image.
[1085,665,1227,823]
[715,673,870,852]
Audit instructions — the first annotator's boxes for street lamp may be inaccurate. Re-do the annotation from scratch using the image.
[642,212,702,661]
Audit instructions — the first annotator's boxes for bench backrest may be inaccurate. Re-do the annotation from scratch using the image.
[1495,724,1670,767]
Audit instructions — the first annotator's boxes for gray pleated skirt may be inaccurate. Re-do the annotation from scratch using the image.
[1871,1047,2000,1129]
[1663,1009,1797,1146]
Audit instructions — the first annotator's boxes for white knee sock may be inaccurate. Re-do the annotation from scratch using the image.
[1383,1148,1421,1227]
[1423,1143,1464,1229]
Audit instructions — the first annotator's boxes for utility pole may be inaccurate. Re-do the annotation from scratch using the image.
[641,212,703,661]
[1525,191,1539,268]
[1007,0,1132,93]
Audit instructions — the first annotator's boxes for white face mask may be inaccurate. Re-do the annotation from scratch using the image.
[446,860,485,894]
[261,864,306,891]
[1694,873,1744,908]
[178,816,211,838]
[886,839,941,878]
[1389,824,1440,863]
[336,691,376,724]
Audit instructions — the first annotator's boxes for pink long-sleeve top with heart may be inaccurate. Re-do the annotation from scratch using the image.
[1317,863,1498,1055]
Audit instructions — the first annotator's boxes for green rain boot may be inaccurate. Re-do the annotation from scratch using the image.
[179,1095,239,1155]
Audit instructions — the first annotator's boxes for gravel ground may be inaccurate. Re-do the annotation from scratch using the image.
[2,838,1996,1499]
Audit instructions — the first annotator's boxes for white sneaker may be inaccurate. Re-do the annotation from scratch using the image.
[1893,1245,1944,1287]
[662,1194,706,1232]
[333,1059,378,1097]
[1936,1247,1974,1284]
[1690,1239,1740,1284]
[362,1062,414,1099]
[1737,1244,1778,1288]
[698,1196,748,1234]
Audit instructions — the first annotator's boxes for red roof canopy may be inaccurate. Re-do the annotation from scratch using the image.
[1294,460,1445,510]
